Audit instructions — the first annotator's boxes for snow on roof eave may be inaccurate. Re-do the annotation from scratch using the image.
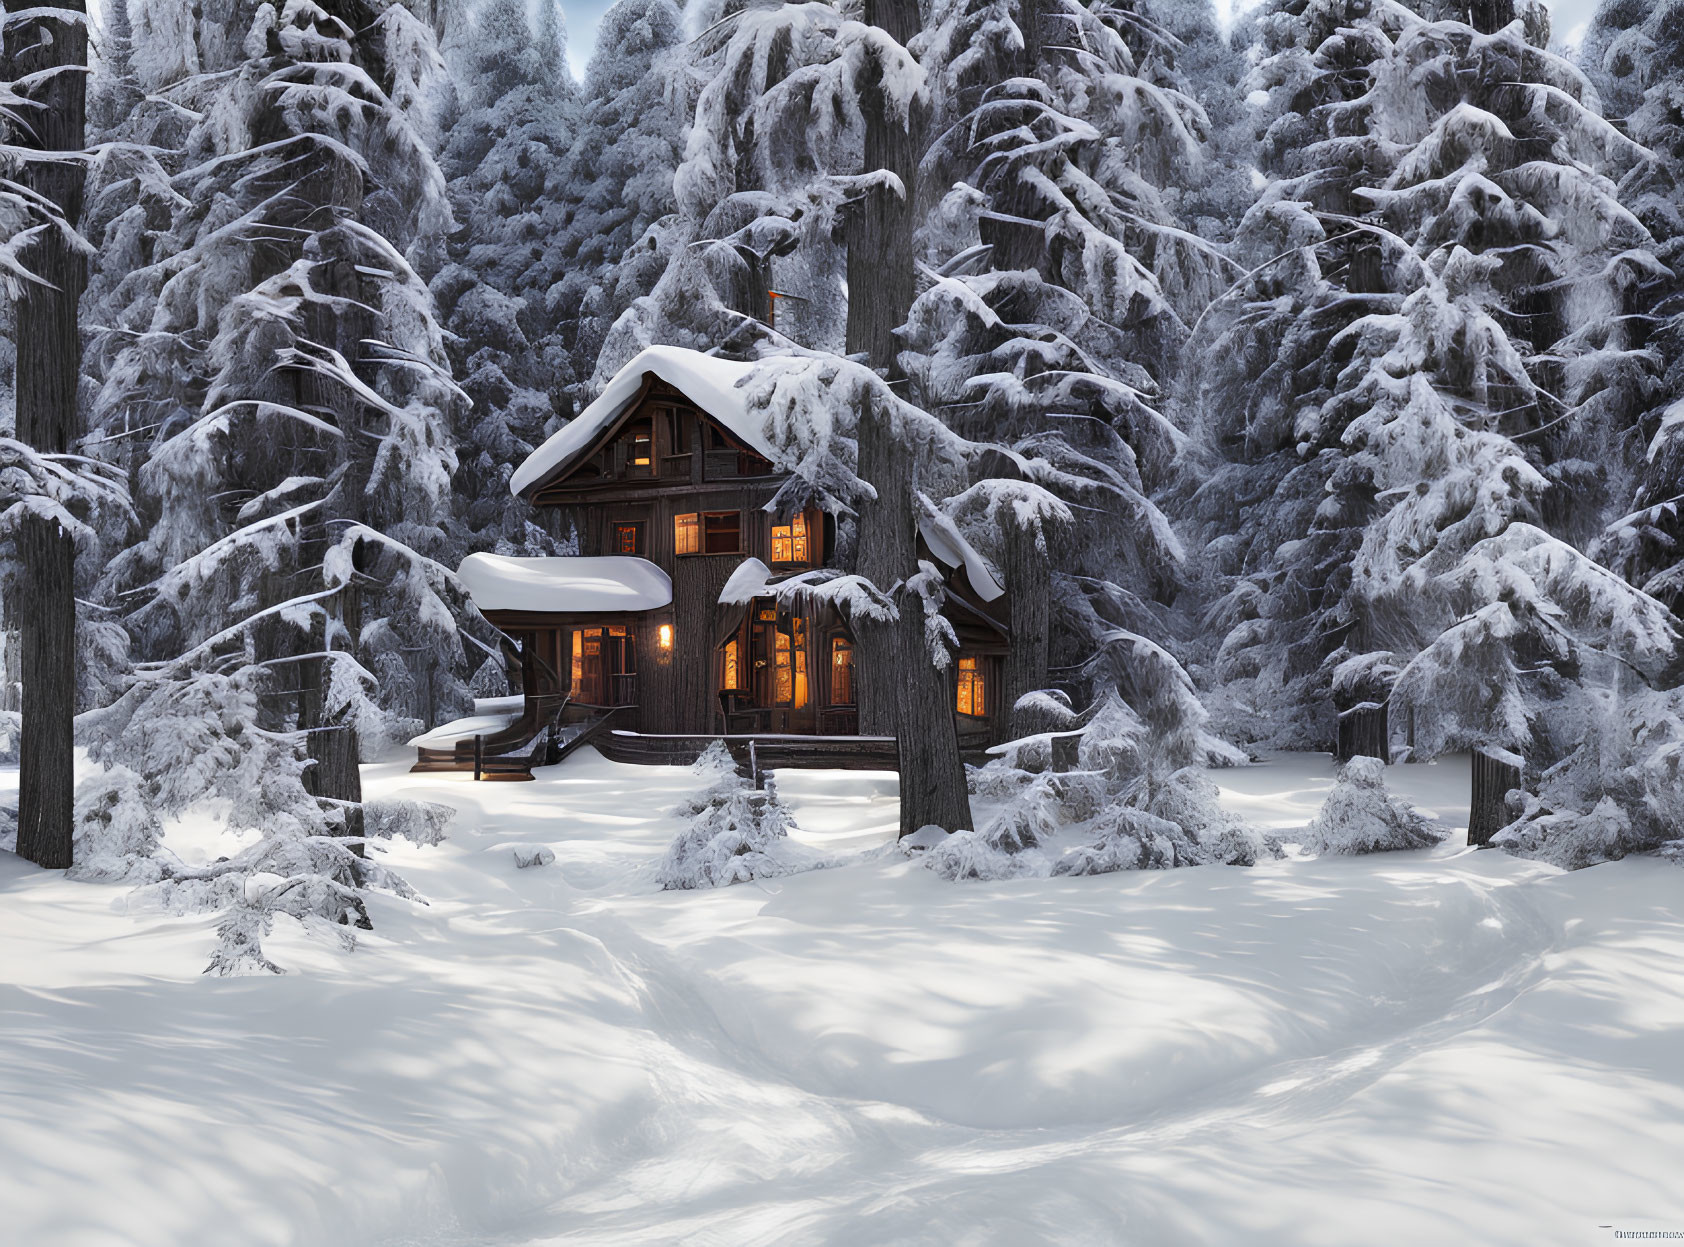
[718,557,773,606]
[509,347,769,498]
[459,553,673,614]
[918,512,1006,603]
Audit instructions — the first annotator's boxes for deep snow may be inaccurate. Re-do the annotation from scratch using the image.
[1,752,1681,1246]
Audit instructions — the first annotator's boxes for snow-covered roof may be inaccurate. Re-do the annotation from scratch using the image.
[459,553,673,614]
[718,557,773,605]
[510,347,769,496]
[919,509,1005,603]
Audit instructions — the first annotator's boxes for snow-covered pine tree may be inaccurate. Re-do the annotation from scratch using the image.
[902,0,1228,746]
[657,741,822,888]
[432,0,576,547]
[1586,0,1684,615]
[549,0,689,383]
[82,0,470,933]
[1196,0,1674,766]
[1184,0,1421,748]
[594,0,899,378]
[1302,754,1445,853]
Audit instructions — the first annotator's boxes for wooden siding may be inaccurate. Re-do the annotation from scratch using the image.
[492,377,1012,748]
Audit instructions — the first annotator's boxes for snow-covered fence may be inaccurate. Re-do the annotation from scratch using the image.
[1469,747,1523,848]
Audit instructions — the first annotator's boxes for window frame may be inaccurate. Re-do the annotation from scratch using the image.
[956,655,986,718]
[829,635,855,706]
[674,512,699,555]
[701,510,742,555]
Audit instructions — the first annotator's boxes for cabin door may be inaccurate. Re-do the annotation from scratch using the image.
[749,604,814,733]
[571,625,638,706]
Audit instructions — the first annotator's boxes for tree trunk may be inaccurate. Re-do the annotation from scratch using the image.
[1468,746,1522,847]
[1335,702,1389,764]
[6,0,88,870]
[844,0,921,371]
[844,0,973,836]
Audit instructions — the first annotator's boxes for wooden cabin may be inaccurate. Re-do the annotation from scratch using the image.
[430,346,1011,773]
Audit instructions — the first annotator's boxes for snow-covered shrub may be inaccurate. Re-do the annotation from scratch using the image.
[926,771,1088,881]
[1492,688,1684,870]
[658,743,823,890]
[0,798,15,854]
[363,798,455,848]
[68,766,165,883]
[1056,768,1264,875]
[925,829,1047,882]
[1301,756,1446,856]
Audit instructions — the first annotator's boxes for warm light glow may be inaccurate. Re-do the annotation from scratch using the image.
[957,655,985,717]
[674,513,699,554]
[658,624,673,649]
[772,512,810,563]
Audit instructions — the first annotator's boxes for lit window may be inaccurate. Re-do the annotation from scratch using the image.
[702,511,741,554]
[675,513,699,554]
[627,420,652,468]
[830,637,854,705]
[774,630,793,705]
[957,656,985,717]
[614,523,641,555]
[771,512,810,564]
[792,616,808,708]
[722,638,740,690]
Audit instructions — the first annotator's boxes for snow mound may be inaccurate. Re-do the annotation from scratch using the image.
[512,845,556,869]
[1302,756,1447,855]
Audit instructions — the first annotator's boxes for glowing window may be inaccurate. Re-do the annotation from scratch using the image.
[674,513,699,555]
[792,617,808,708]
[627,420,652,468]
[774,630,793,705]
[956,656,985,717]
[771,512,810,564]
[722,638,740,690]
[614,523,642,555]
[830,637,854,705]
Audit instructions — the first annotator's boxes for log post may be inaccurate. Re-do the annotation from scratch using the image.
[1468,746,1523,847]
[1335,701,1389,764]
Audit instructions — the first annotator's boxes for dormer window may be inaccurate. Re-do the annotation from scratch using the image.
[771,512,810,564]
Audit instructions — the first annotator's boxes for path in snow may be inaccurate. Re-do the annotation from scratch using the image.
[0,750,1680,1247]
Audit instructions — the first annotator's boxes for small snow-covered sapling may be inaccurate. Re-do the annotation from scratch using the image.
[1302,756,1446,856]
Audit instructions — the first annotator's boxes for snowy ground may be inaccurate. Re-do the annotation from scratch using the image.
[2,751,1682,1247]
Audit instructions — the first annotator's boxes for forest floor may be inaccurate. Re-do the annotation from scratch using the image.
[1,751,1682,1246]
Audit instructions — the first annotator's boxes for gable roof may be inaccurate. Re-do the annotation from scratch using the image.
[509,347,768,497]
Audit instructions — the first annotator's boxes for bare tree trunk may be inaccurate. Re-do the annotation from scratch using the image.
[6,0,88,870]
[1001,521,1050,740]
[846,0,973,836]
[1468,747,1522,847]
